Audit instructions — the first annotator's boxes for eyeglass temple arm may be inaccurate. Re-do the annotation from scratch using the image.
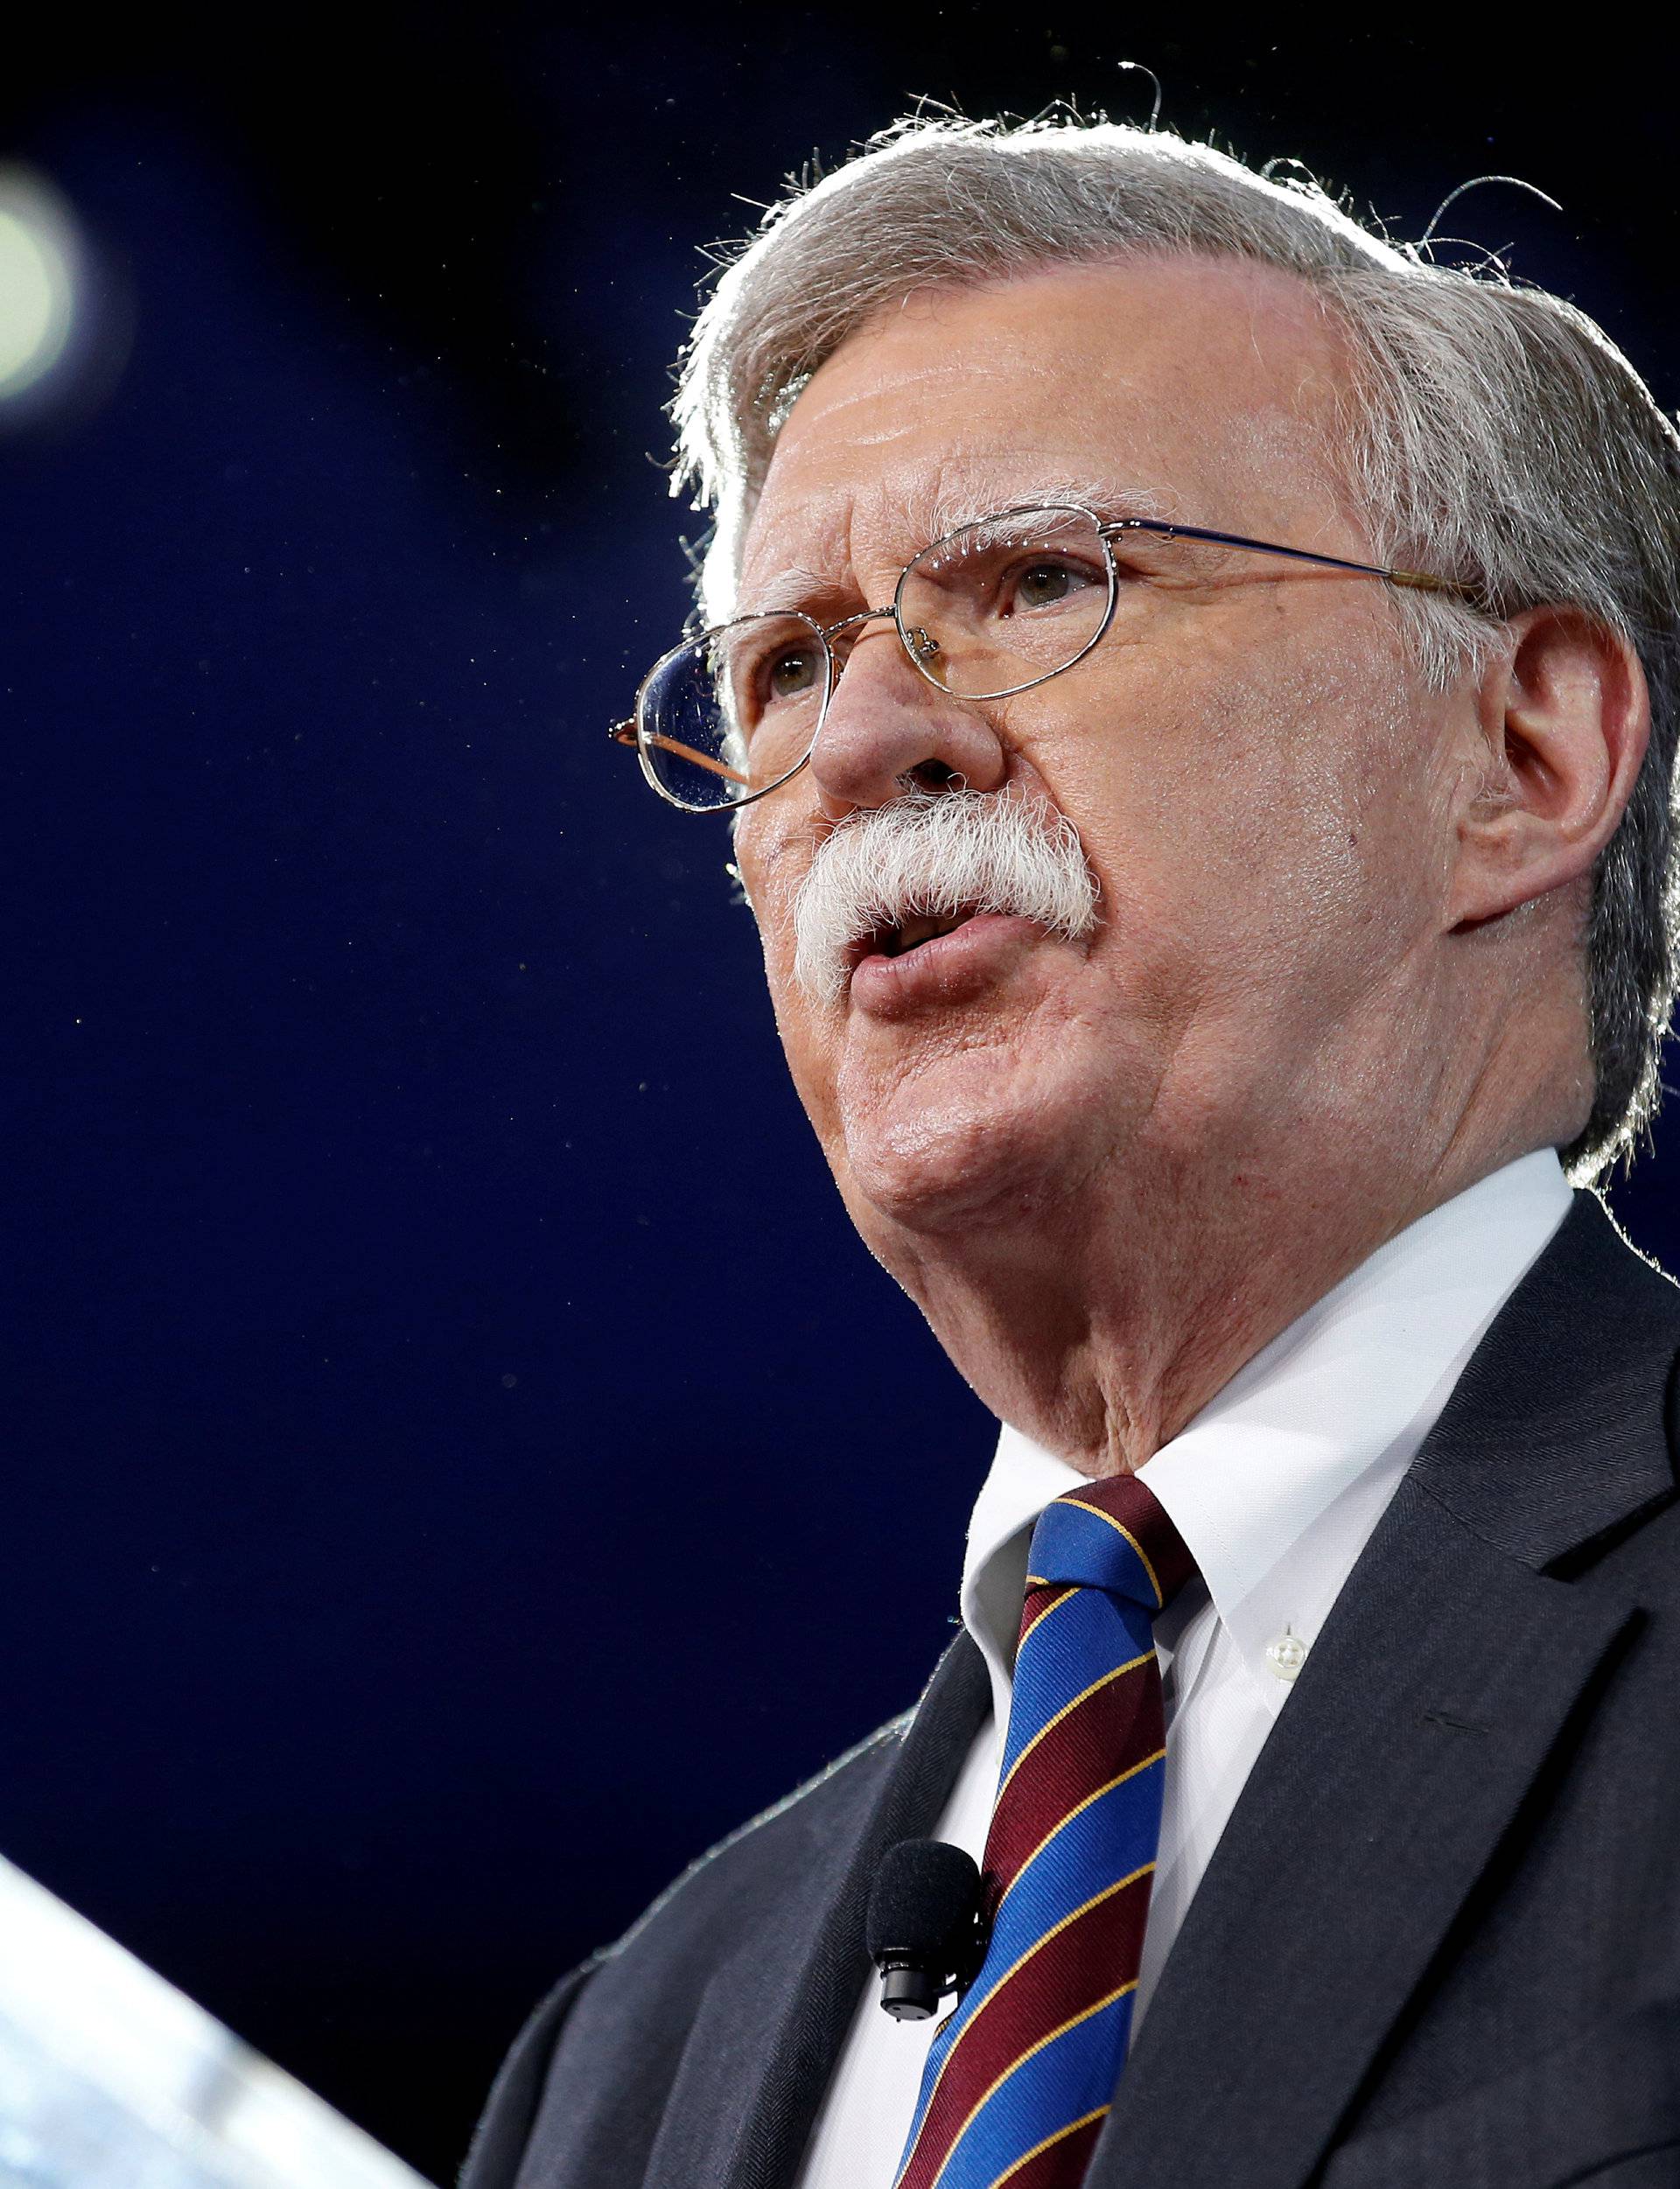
[608,719,751,787]
[1097,519,1475,602]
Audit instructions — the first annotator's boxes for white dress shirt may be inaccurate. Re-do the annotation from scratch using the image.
[795,1150,1572,2189]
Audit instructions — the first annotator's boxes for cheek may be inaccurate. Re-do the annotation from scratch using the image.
[736,819,849,1122]
[1059,619,1438,997]
[734,809,809,968]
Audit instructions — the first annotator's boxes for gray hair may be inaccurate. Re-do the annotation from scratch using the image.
[672,115,1680,1177]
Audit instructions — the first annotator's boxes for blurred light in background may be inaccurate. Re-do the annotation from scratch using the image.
[0,167,78,392]
[0,163,127,432]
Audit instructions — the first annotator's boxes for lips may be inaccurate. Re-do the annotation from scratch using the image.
[872,908,977,960]
[843,906,984,979]
[845,909,1053,1014]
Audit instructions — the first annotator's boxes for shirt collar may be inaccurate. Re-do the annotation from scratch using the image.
[959,1150,1573,1730]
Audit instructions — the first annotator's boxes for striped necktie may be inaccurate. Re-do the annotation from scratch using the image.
[892,1473,1197,2189]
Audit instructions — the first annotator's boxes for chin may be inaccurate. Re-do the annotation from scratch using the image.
[832,1061,1114,1240]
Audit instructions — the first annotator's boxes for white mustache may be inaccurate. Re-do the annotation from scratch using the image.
[791,786,1100,1004]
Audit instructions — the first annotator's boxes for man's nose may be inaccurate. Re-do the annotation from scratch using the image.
[808,621,1009,819]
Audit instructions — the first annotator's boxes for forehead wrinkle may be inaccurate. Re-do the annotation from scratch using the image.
[734,469,1180,617]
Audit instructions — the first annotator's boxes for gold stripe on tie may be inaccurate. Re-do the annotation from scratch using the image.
[985,2104,1111,2189]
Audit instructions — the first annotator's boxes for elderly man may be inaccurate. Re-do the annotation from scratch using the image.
[465,116,1680,2189]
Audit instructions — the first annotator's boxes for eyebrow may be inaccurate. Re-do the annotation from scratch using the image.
[733,474,1180,619]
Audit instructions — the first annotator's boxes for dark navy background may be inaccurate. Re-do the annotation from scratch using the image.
[4,14,1677,2179]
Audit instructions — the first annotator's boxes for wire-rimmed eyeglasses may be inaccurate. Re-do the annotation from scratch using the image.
[608,501,1477,815]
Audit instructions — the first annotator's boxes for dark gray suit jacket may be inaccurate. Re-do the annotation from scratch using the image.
[463,1194,1680,2189]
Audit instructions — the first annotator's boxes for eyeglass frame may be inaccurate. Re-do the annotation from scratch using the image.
[608,501,1482,814]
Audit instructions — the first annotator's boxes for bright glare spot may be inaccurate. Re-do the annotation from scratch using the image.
[0,169,77,400]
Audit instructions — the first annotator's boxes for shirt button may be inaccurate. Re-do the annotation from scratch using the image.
[1265,1630,1309,1682]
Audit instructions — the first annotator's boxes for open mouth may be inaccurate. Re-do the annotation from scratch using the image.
[836,903,1063,1009]
[873,909,976,960]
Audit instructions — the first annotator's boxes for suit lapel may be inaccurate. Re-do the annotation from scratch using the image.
[643,1631,990,2189]
[1094,1193,1679,2189]
[1094,1479,1638,2188]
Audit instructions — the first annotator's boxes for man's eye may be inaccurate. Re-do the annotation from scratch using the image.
[1008,558,1099,611]
[766,647,820,700]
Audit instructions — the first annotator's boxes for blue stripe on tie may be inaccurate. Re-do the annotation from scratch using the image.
[1028,1500,1162,1602]
[934,1985,1137,2189]
[996,1591,1153,1787]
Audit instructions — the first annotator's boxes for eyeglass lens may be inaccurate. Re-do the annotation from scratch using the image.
[634,507,1118,810]
[895,504,1116,700]
[635,611,828,811]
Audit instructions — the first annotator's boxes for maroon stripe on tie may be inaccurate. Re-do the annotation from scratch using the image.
[894,1868,1153,2189]
[982,1657,1164,1908]
[991,2109,1108,2189]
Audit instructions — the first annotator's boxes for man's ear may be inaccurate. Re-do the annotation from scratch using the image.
[1449,605,1651,930]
